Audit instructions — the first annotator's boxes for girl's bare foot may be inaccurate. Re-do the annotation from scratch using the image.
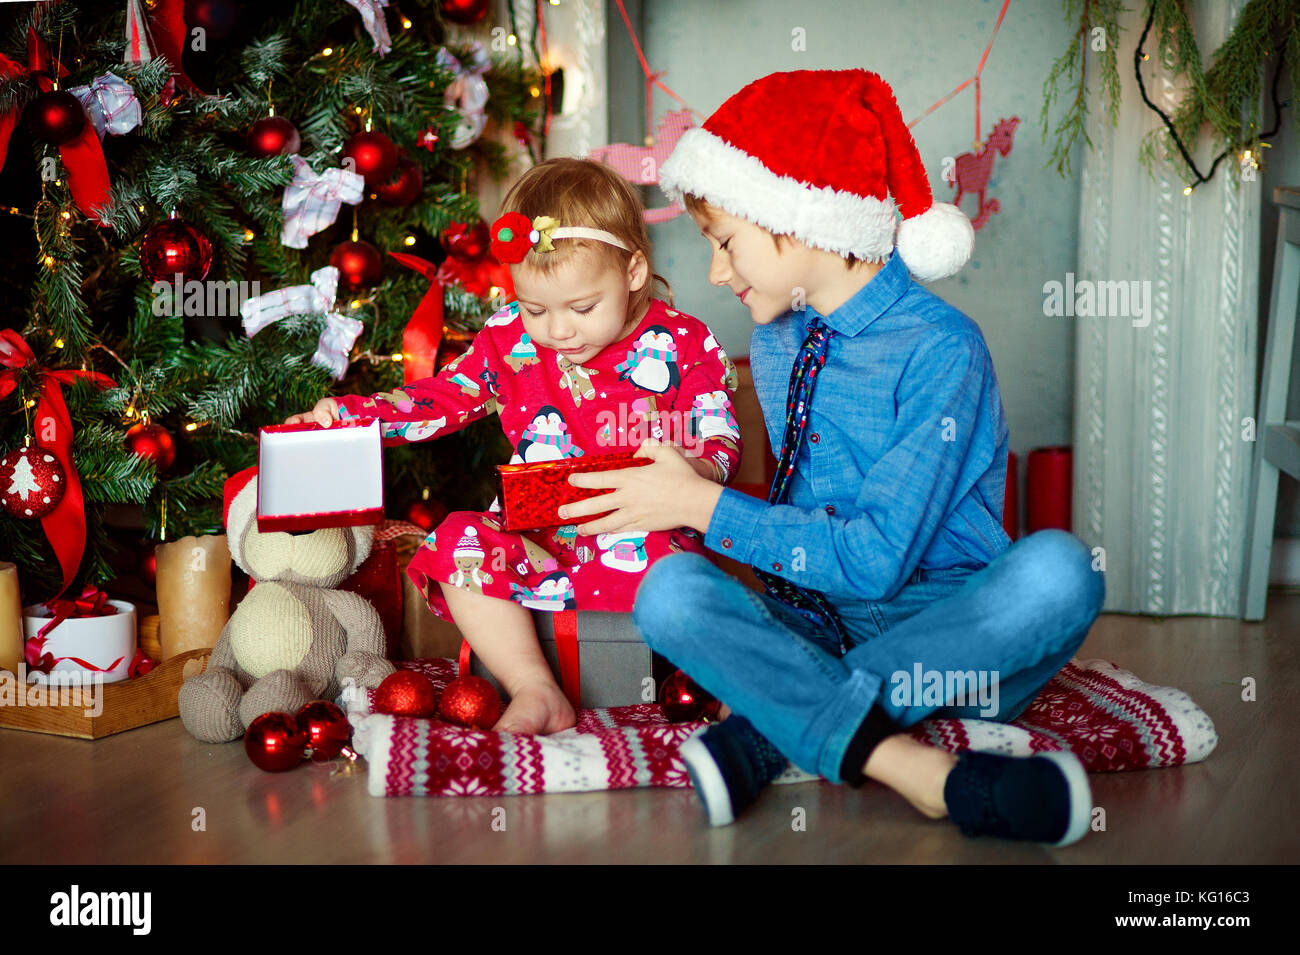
[492,681,577,735]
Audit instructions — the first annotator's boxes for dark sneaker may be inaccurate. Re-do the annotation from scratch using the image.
[677,715,788,827]
[943,750,1093,846]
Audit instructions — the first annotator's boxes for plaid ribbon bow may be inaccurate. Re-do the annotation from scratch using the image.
[750,317,852,652]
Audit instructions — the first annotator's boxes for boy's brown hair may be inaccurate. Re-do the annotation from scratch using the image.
[683,191,862,266]
[500,157,671,313]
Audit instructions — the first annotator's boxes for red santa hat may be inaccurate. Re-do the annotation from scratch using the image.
[223,466,258,528]
[658,69,974,282]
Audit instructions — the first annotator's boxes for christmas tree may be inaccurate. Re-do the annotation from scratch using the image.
[0,0,544,602]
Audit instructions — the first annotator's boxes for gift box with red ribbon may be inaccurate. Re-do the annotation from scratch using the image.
[459,609,653,709]
[495,451,651,532]
[22,587,140,684]
[256,418,384,532]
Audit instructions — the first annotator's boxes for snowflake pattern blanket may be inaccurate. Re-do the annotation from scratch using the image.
[347,658,1218,798]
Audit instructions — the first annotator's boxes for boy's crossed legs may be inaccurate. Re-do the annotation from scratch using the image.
[632,529,1106,842]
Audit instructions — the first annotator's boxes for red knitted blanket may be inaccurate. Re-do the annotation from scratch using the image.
[347,658,1217,797]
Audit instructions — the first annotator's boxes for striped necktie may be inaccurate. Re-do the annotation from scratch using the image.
[751,317,851,652]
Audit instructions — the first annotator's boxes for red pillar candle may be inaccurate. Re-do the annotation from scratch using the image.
[1026,446,1072,533]
[1002,450,1019,541]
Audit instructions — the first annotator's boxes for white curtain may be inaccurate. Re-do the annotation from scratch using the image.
[1074,1,1260,615]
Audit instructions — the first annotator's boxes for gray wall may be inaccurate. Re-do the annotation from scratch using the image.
[621,0,1084,531]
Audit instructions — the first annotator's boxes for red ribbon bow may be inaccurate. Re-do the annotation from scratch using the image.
[0,330,115,597]
[0,25,113,225]
[24,584,121,675]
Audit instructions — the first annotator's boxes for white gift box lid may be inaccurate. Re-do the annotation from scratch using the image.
[256,419,383,531]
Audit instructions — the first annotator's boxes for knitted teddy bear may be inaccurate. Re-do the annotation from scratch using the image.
[179,468,395,743]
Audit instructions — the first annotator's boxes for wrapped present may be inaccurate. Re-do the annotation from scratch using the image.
[22,588,136,685]
[460,609,652,709]
[256,419,383,532]
[495,451,651,531]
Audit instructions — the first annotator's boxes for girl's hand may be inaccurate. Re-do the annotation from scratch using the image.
[283,397,340,427]
[561,439,724,536]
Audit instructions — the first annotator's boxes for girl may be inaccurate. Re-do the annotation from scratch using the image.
[287,158,742,736]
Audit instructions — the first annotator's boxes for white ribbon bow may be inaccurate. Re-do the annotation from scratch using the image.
[436,43,490,149]
[344,0,392,57]
[240,266,364,380]
[280,155,365,250]
[68,72,142,140]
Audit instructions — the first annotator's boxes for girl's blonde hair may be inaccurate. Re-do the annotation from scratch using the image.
[498,157,671,315]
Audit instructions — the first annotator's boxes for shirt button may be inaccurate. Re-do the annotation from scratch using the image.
[772,562,782,571]
[721,537,733,549]
[825,504,836,515]
[809,432,820,444]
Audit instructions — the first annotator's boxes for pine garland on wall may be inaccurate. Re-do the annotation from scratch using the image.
[1042,0,1300,189]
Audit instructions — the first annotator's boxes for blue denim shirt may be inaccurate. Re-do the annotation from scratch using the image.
[704,250,1012,605]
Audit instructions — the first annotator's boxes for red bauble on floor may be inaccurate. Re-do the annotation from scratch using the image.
[244,712,308,772]
[438,675,502,730]
[658,669,721,723]
[373,671,441,718]
[296,700,352,761]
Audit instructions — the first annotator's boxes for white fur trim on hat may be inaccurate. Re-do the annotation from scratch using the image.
[659,127,897,262]
[895,202,975,282]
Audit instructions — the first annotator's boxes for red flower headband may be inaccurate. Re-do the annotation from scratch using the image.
[490,211,631,264]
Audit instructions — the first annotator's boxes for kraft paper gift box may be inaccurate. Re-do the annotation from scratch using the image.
[257,419,383,531]
[467,610,655,709]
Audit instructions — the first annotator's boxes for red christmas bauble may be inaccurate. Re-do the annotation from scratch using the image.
[441,219,490,261]
[330,239,384,290]
[244,712,308,772]
[405,499,448,532]
[438,675,502,730]
[342,130,398,185]
[296,700,352,761]
[26,90,87,146]
[246,116,300,157]
[139,547,157,585]
[141,217,213,283]
[125,423,177,472]
[373,671,441,718]
[658,669,721,723]
[374,155,423,206]
[0,446,66,519]
[440,0,490,26]
[185,0,237,39]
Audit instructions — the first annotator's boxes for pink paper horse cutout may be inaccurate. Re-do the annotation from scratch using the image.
[590,109,694,224]
[950,116,1020,231]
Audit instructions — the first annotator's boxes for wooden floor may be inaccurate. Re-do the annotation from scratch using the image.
[2,593,1297,865]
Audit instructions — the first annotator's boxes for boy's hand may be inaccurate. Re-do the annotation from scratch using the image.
[284,397,340,427]
[561,439,724,536]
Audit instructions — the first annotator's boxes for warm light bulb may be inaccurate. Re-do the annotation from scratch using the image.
[350,299,362,309]
[185,422,199,431]
[401,16,412,28]
[530,86,540,97]
[54,338,65,348]
[60,211,71,220]
[507,34,517,45]
[43,255,55,267]
[404,235,416,246]
[390,353,403,361]
[489,286,501,298]
[321,47,334,56]
[244,229,256,242]
[1183,186,1193,196]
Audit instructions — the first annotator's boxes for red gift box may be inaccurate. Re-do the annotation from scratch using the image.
[256,419,384,532]
[496,452,651,531]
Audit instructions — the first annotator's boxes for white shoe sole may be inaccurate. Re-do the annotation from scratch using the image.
[678,732,735,827]
[1038,750,1093,847]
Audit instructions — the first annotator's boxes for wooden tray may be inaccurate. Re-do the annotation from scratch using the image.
[0,648,210,740]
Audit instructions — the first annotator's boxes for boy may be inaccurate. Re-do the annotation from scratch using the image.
[561,70,1104,844]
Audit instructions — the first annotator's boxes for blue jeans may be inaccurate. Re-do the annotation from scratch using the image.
[632,529,1106,783]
